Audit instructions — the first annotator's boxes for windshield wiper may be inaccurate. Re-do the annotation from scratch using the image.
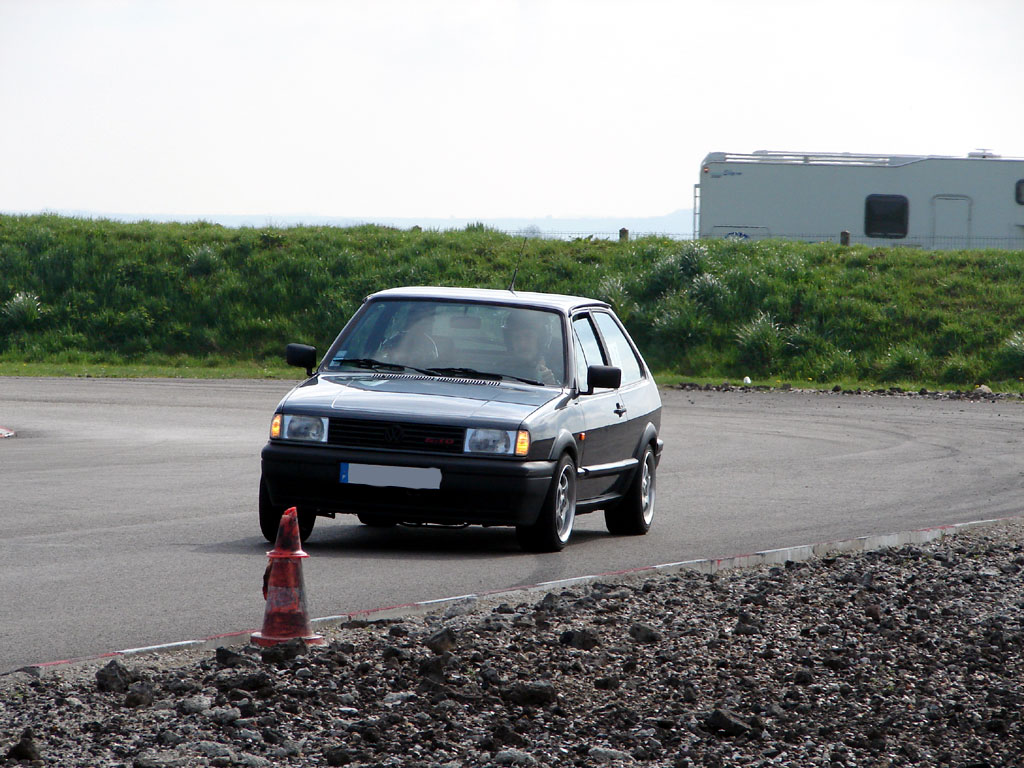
[425,367,544,386]
[333,357,416,372]
[424,366,503,381]
[498,373,545,386]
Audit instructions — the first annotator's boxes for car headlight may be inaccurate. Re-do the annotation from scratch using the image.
[275,414,328,443]
[464,428,530,456]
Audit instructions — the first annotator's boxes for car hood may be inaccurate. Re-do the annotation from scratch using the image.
[280,373,561,423]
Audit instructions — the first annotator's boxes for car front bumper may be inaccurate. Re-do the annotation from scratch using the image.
[261,442,557,527]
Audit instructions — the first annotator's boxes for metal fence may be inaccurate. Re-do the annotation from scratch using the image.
[503,229,695,242]
[694,232,1024,250]
[504,228,1024,249]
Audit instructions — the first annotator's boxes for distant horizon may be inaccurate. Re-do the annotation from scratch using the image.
[1,207,697,238]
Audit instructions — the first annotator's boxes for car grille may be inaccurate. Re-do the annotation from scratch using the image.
[327,418,466,453]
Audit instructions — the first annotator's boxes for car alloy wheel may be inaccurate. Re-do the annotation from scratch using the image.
[639,450,656,526]
[517,454,576,552]
[604,444,656,536]
[553,460,577,543]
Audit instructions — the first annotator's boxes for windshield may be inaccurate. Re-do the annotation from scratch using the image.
[324,299,566,387]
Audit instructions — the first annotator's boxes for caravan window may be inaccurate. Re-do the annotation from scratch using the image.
[864,194,909,238]
[1016,180,1024,205]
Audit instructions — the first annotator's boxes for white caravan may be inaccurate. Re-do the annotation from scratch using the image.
[694,151,1024,250]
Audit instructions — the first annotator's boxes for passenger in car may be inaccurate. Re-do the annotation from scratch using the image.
[504,311,557,385]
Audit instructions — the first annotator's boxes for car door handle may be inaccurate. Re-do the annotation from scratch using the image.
[613,404,628,416]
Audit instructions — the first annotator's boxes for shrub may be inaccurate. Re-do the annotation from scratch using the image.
[786,320,834,357]
[803,346,857,382]
[675,241,708,279]
[688,273,730,317]
[595,276,632,321]
[735,311,786,373]
[721,266,770,312]
[995,331,1024,378]
[940,352,984,386]
[642,255,688,300]
[186,244,220,278]
[628,239,688,300]
[648,292,707,358]
[932,320,980,358]
[2,292,42,330]
[877,343,927,382]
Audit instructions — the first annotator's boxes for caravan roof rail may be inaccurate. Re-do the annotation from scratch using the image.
[705,150,1022,166]
[721,151,918,166]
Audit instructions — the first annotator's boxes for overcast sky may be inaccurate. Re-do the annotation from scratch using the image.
[1,0,1022,221]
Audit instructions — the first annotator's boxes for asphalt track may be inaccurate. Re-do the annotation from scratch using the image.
[1,377,1022,672]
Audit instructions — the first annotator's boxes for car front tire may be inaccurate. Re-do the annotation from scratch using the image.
[259,477,316,543]
[604,443,656,536]
[516,454,576,552]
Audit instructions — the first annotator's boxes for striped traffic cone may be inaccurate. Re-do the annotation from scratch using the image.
[251,508,324,647]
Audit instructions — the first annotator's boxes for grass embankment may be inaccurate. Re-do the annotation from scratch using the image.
[3,213,1024,390]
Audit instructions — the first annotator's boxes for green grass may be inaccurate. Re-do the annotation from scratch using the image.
[0,358,296,380]
[4,213,1024,390]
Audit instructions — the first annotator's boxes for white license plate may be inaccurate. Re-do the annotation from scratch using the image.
[340,463,441,490]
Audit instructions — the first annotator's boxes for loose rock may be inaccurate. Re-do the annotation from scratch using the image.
[424,627,457,655]
[95,658,135,693]
[4,519,1024,767]
[504,681,558,706]
[4,728,41,762]
[589,745,635,763]
[559,628,601,650]
[495,748,538,766]
[628,623,662,643]
[705,708,752,737]
[125,680,155,708]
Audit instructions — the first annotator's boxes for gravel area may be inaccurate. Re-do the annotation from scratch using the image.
[3,519,1024,767]
[677,382,1024,401]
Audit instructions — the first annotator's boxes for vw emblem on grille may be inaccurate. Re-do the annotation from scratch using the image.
[383,424,404,444]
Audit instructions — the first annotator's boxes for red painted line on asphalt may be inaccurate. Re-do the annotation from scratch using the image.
[31,651,122,669]
[202,630,254,642]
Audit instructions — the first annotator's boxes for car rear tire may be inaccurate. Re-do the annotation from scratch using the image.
[516,454,576,552]
[604,444,656,536]
[259,477,316,543]
[357,512,397,527]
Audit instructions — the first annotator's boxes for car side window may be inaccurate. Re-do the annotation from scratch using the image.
[593,312,643,385]
[572,315,604,391]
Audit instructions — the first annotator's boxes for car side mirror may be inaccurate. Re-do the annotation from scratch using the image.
[286,343,317,377]
[584,364,621,394]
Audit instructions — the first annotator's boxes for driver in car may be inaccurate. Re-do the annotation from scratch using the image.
[505,311,557,385]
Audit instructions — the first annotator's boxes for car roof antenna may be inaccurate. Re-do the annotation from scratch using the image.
[508,237,528,293]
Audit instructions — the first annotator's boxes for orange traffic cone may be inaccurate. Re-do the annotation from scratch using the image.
[251,507,324,647]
